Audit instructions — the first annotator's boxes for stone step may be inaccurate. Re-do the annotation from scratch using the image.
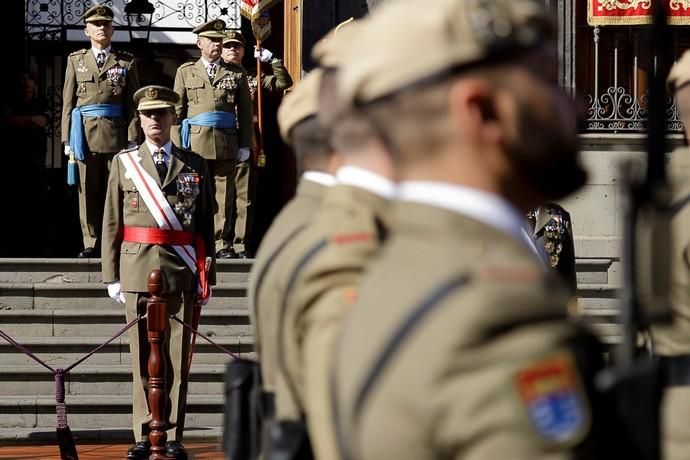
[575,258,614,285]
[0,426,222,443]
[0,394,225,430]
[0,308,251,338]
[0,364,227,396]
[0,336,255,366]
[0,282,248,310]
[0,258,252,284]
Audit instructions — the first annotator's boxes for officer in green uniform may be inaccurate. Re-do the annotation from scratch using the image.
[173,19,253,260]
[101,85,215,460]
[61,3,140,258]
[221,30,294,258]
[651,50,690,460]
[329,1,632,459]
[528,203,577,292]
[249,67,340,425]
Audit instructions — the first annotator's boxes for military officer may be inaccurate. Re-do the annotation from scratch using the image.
[101,85,215,460]
[528,203,578,292]
[61,3,140,258]
[329,1,636,459]
[221,30,294,258]
[173,19,253,260]
[650,50,690,460]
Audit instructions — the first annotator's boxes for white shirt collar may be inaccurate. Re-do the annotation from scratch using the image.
[201,57,221,68]
[91,46,111,58]
[335,166,396,200]
[145,140,173,165]
[302,171,337,187]
[398,181,538,253]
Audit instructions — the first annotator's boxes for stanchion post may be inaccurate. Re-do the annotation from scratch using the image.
[146,270,174,460]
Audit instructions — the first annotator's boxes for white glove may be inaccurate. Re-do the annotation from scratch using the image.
[254,47,273,63]
[64,145,73,157]
[238,147,251,162]
[201,286,212,306]
[107,282,126,304]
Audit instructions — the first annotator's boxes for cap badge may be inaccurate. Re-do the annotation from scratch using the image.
[215,20,224,30]
[96,6,106,15]
[146,87,158,100]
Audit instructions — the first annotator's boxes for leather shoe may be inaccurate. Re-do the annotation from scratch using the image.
[78,247,97,258]
[166,441,189,460]
[126,441,151,460]
[216,248,235,259]
[234,250,248,259]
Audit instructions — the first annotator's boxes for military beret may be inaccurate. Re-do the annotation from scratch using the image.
[192,19,227,38]
[82,3,114,23]
[223,30,246,47]
[337,0,555,106]
[668,50,690,93]
[277,69,324,144]
[134,85,180,111]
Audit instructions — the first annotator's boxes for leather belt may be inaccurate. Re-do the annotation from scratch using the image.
[660,355,690,387]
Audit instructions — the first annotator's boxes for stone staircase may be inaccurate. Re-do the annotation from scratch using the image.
[0,258,253,444]
[0,257,621,444]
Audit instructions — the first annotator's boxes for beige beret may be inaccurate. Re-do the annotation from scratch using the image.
[277,69,324,144]
[192,19,227,38]
[134,85,180,111]
[668,50,690,93]
[336,0,555,106]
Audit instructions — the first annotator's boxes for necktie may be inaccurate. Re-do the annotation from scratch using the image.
[207,63,216,81]
[96,51,106,69]
[154,148,168,182]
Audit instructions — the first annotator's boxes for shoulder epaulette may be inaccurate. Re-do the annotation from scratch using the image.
[69,49,89,57]
[118,146,138,154]
[179,61,195,69]
[115,50,134,58]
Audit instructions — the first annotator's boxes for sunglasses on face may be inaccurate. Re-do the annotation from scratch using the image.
[140,109,172,118]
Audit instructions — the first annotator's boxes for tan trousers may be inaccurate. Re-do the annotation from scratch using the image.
[77,153,114,249]
[124,291,194,442]
[208,159,238,253]
[231,159,255,253]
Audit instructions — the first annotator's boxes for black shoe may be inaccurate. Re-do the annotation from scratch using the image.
[126,441,151,460]
[216,248,235,259]
[165,441,188,460]
[234,250,248,259]
[78,247,96,258]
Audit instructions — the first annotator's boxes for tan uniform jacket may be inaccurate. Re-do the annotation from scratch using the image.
[61,48,140,152]
[173,59,253,160]
[275,185,393,460]
[332,201,600,460]
[249,178,327,393]
[101,144,216,293]
[248,59,294,96]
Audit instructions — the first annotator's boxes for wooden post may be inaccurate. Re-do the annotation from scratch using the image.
[146,270,174,460]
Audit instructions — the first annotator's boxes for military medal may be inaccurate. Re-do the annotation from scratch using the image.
[174,173,200,226]
[77,60,88,73]
[106,66,127,96]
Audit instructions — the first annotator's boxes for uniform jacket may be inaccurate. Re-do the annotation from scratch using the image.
[532,203,577,293]
[61,48,140,153]
[248,58,294,96]
[101,144,216,293]
[332,201,602,460]
[249,178,327,395]
[173,59,253,160]
[274,184,393,460]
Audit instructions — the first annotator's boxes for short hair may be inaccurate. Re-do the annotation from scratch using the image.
[290,116,333,173]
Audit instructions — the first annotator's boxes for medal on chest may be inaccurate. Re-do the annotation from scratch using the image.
[174,172,200,226]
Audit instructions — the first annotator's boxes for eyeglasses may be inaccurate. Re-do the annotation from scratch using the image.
[140,109,172,118]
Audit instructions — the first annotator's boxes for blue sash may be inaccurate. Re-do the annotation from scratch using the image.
[181,111,236,149]
[69,104,124,160]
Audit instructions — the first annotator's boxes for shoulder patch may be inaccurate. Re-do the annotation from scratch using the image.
[514,353,591,446]
[331,232,373,245]
[69,49,88,57]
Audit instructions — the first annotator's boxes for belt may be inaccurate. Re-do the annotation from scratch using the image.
[659,355,690,387]
[123,226,194,246]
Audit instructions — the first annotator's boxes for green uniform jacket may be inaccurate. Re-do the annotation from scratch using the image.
[332,201,600,460]
[248,59,294,96]
[61,48,140,152]
[249,178,327,395]
[101,144,216,293]
[274,185,393,460]
[173,59,253,160]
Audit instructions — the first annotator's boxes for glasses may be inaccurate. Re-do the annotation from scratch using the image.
[140,108,172,118]
[224,43,244,49]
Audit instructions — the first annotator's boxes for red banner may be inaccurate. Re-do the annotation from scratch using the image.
[240,0,282,20]
[588,0,690,26]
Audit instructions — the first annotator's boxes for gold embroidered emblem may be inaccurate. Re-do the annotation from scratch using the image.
[145,87,158,100]
[96,6,106,15]
[214,20,224,30]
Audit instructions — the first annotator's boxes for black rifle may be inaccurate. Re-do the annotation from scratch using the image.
[594,3,673,460]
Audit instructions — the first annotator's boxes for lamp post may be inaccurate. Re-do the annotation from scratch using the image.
[124,0,155,43]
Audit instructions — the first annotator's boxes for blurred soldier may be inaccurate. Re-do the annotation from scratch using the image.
[329,1,636,459]
[173,19,253,260]
[266,20,398,459]
[61,3,140,257]
[221,30,294,257]
[101,85,215,460]
[528,203,578,292]
[248,68,340,441]
[652,50,690,460]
